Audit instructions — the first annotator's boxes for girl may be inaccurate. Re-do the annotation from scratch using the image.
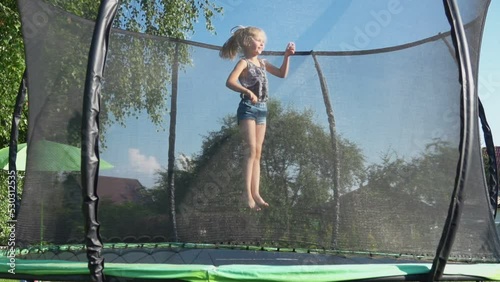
[220,26,296,210]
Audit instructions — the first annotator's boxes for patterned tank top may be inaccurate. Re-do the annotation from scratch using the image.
[239,59,268,102]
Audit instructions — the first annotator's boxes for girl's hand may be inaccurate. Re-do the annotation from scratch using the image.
[249,92,258,104]
[285,42,296,57]
[244,90,258,104]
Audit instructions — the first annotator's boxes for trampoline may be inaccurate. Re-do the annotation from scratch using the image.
[1,0,500,281]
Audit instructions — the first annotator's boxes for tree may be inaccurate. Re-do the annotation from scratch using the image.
[339,140,459,253]
[43,0,223,140]
[142,114,463,252]
[0,0,27,145]
[11,0,223,149]
[0,0,222,245]
[482,146,500,212]
[0,0,27,245]
[143,100,366,246]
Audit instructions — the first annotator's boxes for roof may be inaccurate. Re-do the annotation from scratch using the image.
[496,147,500,171]
[97,175,143,204]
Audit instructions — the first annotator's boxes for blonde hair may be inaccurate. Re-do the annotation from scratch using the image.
[219,26,265,60]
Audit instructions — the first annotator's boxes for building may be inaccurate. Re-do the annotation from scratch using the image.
[97,175,144,204]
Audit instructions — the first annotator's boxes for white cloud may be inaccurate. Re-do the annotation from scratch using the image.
[128,148,161,175]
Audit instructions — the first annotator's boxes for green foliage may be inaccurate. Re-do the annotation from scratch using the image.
[99,198,169,241]
[0,173,13,244]
[134,111,463,253]
[363,140,458,204]
[0,0,222,245]
[0,0,27,146]
[36,0,223,146]
[49,0,223,37]
[0,0,25,243]
[141,100,366,247]
[482,147,500,200]
[1,0,223,145]
[100,0,222,131]
[339,140,459,252]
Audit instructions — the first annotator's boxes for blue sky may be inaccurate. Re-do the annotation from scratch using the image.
[479,1,500,146]
[185,0,499,149]
[101,1,500,188]
[202,0,500,145]
[189,0,499,144]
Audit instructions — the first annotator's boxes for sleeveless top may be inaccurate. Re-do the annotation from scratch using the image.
[239,59,269,102]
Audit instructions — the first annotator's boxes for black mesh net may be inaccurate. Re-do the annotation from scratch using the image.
[13,0,500,265]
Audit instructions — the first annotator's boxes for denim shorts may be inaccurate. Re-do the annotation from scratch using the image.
[237,99,268,125]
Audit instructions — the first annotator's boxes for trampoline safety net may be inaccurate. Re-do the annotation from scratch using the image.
[3,0,500,281]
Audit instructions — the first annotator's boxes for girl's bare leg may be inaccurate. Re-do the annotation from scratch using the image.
[240,119,260,210]
[252,123,268,207]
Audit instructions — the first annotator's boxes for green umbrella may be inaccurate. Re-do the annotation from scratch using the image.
[0,140,113,171]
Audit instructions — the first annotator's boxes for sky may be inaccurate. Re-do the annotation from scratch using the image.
[478,1,500,146]
[99,1,500,188]
[187,0,500,143]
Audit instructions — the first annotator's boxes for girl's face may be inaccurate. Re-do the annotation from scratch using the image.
[246,31,266,56]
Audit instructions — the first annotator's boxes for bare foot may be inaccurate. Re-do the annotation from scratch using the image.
[253,195,269,208]
[247,197,261,211]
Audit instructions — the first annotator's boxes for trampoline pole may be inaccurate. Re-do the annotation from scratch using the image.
[81,0,119,281]
[440,3,498,224]
[429,0,476,280]
[312,52,340,249]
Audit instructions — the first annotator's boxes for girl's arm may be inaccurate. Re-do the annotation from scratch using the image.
[266,42,296,78]
[226,59,258,102]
